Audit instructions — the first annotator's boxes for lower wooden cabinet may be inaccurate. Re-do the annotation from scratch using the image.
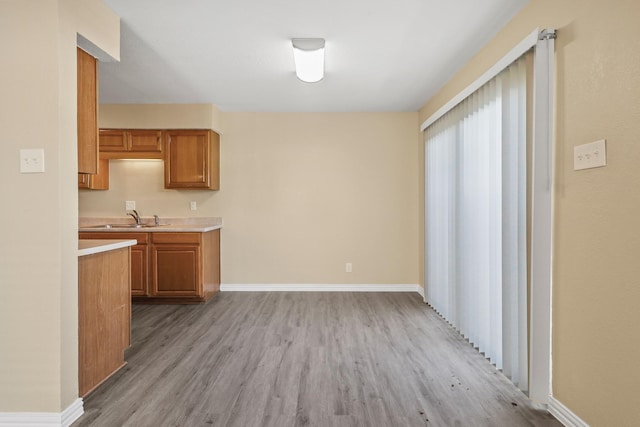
[79,232,149,296]
[78,246,130,397]
[79,230,220,303]
[130,244,149,297]
[150,231,220,302]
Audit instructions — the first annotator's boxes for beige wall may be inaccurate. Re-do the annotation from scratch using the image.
[81,108,420,286]
[420,0,640,425]
[0,0,119,413]
[100,103,223,133]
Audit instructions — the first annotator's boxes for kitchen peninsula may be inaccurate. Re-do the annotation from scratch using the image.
[79,217,222,304]
[78,239,136,397]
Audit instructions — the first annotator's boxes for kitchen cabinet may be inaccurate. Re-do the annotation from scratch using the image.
[79,232,149,296]
[78,244,131,397]
[150,231,220,301]
[151,233,201,297]
[100,129,164,159]
[164,130,220,190]
[78,158,110,190]
[77,47,98,174]
[79,229,220,303]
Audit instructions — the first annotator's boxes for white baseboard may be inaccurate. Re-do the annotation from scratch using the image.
[416,284,425,298]
[221,283,422,293]
[0,398,83,427]
[548,396,589,427]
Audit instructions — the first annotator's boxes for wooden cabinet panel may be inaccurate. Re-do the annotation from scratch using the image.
[151,244,201,297]
[79,158,110,190]
[77,48,98,174]
[151,232,200,244]
[165,130,219,189]
[79,232,148,244]
[100,129,164,159]
[78,247,130,397]
[130,245,148,297]
[78,173,90,188]
[130,130,163,152]
[99,129,128,151]
[203,229,221,297]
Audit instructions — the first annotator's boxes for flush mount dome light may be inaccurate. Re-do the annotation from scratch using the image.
[292,38,325,83]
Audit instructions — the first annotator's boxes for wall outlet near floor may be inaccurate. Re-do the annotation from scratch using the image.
[190,201,197,211]
[574,139,606,170]
[346,262,352,273]
[125,200,136,210]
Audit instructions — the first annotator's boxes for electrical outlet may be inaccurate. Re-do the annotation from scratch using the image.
[346,262,352,273]
[190,201,197,211]
[574,139,606,171]
[125,200,136,210]
[20,149,45,173]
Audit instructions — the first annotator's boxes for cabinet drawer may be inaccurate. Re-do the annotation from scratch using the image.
[79,232,149,244]
[152,232,200,244]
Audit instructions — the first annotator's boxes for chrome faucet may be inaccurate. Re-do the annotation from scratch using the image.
[154,214,160,225]
[127,209,141,225]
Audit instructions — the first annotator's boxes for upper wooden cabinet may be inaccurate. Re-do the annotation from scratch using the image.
[77,48,98,174]
[79,158,110,190]
[99,129,164,159]
[164,130,220,190]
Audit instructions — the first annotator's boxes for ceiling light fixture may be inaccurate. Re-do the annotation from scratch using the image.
[292,38,325,83]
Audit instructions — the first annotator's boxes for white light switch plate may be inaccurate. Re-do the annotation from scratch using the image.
[574,139,606,171]
[125,200,136,210]
[20,149,45,173]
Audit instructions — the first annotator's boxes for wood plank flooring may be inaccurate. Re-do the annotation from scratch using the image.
[73,292,562,427]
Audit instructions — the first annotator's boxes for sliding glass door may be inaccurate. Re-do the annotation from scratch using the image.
[424,56,528,391]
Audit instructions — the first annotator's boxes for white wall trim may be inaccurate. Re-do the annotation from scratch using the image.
[420,28,540,131]
[548,396,589,427]
[528,29,556,405]
[221,284,422,293]
[0,398,83,427]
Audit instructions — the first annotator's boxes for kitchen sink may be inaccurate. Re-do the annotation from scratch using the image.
[86,224,161,229]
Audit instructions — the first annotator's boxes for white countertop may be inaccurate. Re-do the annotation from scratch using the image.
[78,239,137,257]
[79,216,222,233]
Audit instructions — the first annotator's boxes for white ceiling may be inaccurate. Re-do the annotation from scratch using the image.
[99,0,529,112]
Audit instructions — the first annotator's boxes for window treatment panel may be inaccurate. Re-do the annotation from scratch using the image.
[424,57,528,391]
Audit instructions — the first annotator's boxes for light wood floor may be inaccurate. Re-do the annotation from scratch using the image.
[73,292,561,427]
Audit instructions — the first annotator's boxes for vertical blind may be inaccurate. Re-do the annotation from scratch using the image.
[424,56,528,391]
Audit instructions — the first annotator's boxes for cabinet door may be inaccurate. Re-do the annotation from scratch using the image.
[78,158,110,190]
[151,233,202,297]
[130,130,163,153]
[77,48,98,174]
[164,130,219,189]
[99,129,128,151]
[130,245,149,296]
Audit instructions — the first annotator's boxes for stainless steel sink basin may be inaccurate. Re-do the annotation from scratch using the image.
[86,224,159,229]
